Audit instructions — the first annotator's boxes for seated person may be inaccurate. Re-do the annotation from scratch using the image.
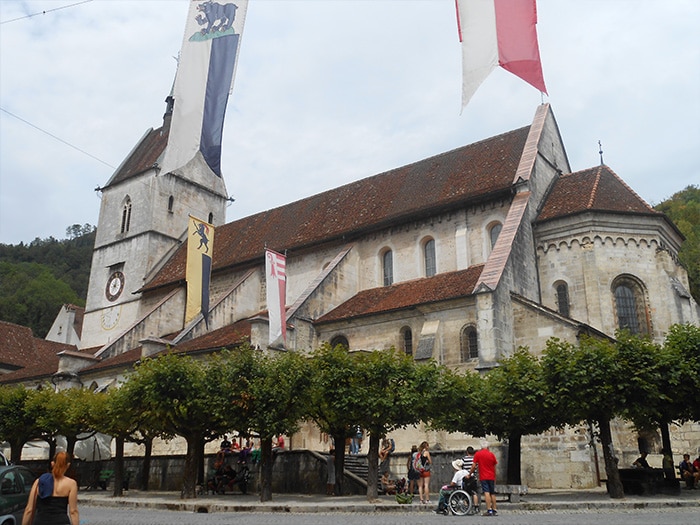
[380,471,397,495]
[679,454,699,488]
[435,459,470,515]
[220,435,232,455]
[272,435,285,451]
[633,452,651,469]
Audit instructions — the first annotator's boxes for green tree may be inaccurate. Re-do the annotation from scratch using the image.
[0,385,40,463]
[212,346,310,502]
[425,366,486,438]
[0,261,82,337]
[305,343,365,497]
[348,349,439,501]
[484,348,560,484]
[542,337,625,498]
[119,353,227,499]
[655,185,700,302]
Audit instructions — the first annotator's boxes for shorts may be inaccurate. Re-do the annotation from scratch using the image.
[420,470,431,478]
[481,479,495,494]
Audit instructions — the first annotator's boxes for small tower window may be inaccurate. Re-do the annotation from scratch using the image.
[489,222,502,249]
[120,198,132,234]
[424,238,436,277]
[208,212,214,224]
[460,325,478,361]
[330,335,349,350]
[168,196,174,213]
[401,327,413,356]
[612,275,649,335]
[556,282,570,317]
[382,249,393,286]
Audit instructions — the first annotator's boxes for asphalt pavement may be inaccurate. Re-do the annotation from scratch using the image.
[78,486,700,514]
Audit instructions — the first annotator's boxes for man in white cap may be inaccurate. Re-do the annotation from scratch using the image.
[434,458,469,515]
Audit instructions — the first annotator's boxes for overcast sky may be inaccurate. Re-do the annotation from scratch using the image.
[1,0,698,245]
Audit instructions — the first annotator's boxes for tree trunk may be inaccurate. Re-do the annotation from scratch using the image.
[366,433,380,501]
[66,435,77,457]
[506,433,522,484]
[195,434,205,487]
[180,434,199,499]
[9,437,26,464]
[112,436,124,497]
[140,438,152,490]
[599,418,624,498]
[332,431,346,496]
[259,437,273,502]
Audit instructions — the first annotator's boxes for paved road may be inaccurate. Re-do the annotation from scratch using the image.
[79,506,700,525]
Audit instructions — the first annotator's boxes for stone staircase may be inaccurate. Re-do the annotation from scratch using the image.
[343,455,369,486]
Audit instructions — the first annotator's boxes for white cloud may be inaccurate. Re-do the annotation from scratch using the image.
[1,0,698,244]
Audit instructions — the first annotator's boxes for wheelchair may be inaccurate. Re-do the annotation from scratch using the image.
[447,477,479,516]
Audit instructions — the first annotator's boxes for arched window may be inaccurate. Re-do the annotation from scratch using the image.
[120,197,132,234]
[555,281,570,317]
[330,335,349,349]
[208,212,214,224]
[382,249,393,286]
[168,195,174,213]
[489,222,502,249]
[423,238,436,277]
[401,327,413,356]
[460,325,478,361]
[612,275,649,335]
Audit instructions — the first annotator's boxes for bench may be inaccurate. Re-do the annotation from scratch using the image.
[494,484,528,502]
[618,468,680,495]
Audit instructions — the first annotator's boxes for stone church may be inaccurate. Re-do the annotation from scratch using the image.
[2,101,698,488]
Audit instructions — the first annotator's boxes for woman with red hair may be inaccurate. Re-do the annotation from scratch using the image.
[22,451,79,525]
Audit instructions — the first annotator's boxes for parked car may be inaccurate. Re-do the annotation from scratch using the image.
[0,465,36,525]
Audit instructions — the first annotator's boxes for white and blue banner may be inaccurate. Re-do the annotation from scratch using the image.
[161,0,248,177]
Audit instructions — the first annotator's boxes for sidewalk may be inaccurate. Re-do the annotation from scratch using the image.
[78,486,700,513]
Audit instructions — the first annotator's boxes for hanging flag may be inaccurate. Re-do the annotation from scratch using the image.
[160,0,249,177]
[186,216,215,325]
[456,0,547,108]
[265,249,287,346]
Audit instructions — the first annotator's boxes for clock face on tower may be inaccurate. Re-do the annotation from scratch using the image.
[106,271,125,301]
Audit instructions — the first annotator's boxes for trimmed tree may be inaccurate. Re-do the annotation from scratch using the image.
[542,337,625,498]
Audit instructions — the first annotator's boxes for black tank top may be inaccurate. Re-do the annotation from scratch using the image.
[34,495,70,525]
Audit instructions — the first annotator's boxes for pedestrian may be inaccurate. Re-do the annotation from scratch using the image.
[22,451,79,525]
[407,444,420,495]
[469,440,498,516]
[326,447,336,496]
[379,438,393,477]
[415,441,432,504]
[461,445,480,511]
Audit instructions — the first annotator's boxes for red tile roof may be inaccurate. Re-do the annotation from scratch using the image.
[316,265,485,324]
[106,126,169,187]
[79,321,251,375]
[144,128,530,290]
[537,165,659,222]
[0,321,78,384]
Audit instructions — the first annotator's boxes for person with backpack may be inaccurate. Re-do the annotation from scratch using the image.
[416,441,433,504]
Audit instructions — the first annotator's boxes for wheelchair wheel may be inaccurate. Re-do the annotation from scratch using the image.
[448,489,473,516]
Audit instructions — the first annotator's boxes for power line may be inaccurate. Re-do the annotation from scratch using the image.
[0,106,115,169]
[0,0,94,25]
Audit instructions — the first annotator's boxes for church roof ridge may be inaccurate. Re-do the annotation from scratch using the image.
[143,126,531,291]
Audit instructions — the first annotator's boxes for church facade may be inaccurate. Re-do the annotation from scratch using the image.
[3,103,698,488]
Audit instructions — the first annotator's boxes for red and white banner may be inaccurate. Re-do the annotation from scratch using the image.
[456,0,547,108]
[265,249,287,346]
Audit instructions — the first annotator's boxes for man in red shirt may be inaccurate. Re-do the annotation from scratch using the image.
[469,440,498,516]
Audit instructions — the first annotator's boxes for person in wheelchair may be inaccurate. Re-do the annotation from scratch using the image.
[434,459,470,515]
